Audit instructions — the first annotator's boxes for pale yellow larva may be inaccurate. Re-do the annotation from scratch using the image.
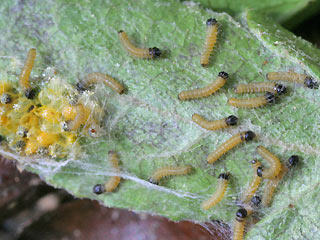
[178,71,228,100]
[235,82,286,95]
[93,151,121,194]
[19,48,36,99]
[118,30,161,58]
[233,208,248,240]
[241,160,262,204]
[192,114,238,131]
[149,165,192,185]
[201,173,230,210]
[262,155,299,207]
[228,92,275,108]
[200,18,218,67]
[62,104,87,131]
[77,72,124,94]
[267,72,318,89]
[207,131,255,164]
[256,146,282,179]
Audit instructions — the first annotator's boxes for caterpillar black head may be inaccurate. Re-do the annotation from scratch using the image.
[1,93,12,104]
[148,178,159,185]
[288,155,299,168]
[206,18,217,26]
[244,131,256,141]
[28,105,35,112]
[218,71,229,80]
[218,172,230,180]
[257,166,263,177]
[304,76,319,89]
[62,121,70,131]
[25,88,36,99]
[149,47,161,58]
[251,159,258,165]
[118,30,124,34]
[236,208,247,221]
[76,81,87,92]
[17,126,28,138]
[274,84,287,95]
[225,115,238,126]
[93,184,105,195]
[251,195,262,206]
[265,92,275,104]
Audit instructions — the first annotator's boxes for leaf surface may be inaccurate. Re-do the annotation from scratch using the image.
[0,1,319,239]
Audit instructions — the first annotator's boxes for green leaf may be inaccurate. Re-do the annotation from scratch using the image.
[0,0,319,239]
[188,0,320,26]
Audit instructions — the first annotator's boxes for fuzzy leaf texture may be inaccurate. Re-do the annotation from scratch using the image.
[0,1,319,239]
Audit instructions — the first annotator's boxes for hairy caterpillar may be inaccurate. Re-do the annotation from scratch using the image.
[178,71,228,100]
[262,155,299,206]
[76,72,124,94]
[256,146,282,179]
[200,18,218,67]
[19,48,36,99]
[267,72,318,89]
[201,173,230,210]
[241,159,262,204]
[118,30,161,58]
[233,208,248,240]
[235,82,286,95]
[207,131,256,164]
[93,151,121,194]
[228,92,275,108]
[148,165,192,185]
[192,114,238,131]
[62,104,87,131]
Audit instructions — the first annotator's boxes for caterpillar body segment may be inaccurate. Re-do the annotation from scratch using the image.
[201,173,230,210]
[233,208,248,240]
[77,72,124,94]
[118,30,161,58]
[201,18,218,67]
[235,82,286,95]
[148,166,192,185]
[62,104,87,131]
[242,159,262,204]
[93,151,121,194]
[267,72,318,89]
[262,155,299,207]
[192,114,238,131]
[207,131,255,164]
[256,146,282,179]
[178,71,228,100]
[19,48,36,99]
[228,92,275,108]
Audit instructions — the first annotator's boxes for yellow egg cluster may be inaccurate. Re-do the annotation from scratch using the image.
[0,49,106,159]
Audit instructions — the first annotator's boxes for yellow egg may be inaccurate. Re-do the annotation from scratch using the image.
[20,112,39,128]
[62,106,77,121]
[35,106,61,123]
[64,132,77,145]
[0,115,8,126]
[36,131,59,147]
[25,139,39,155]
